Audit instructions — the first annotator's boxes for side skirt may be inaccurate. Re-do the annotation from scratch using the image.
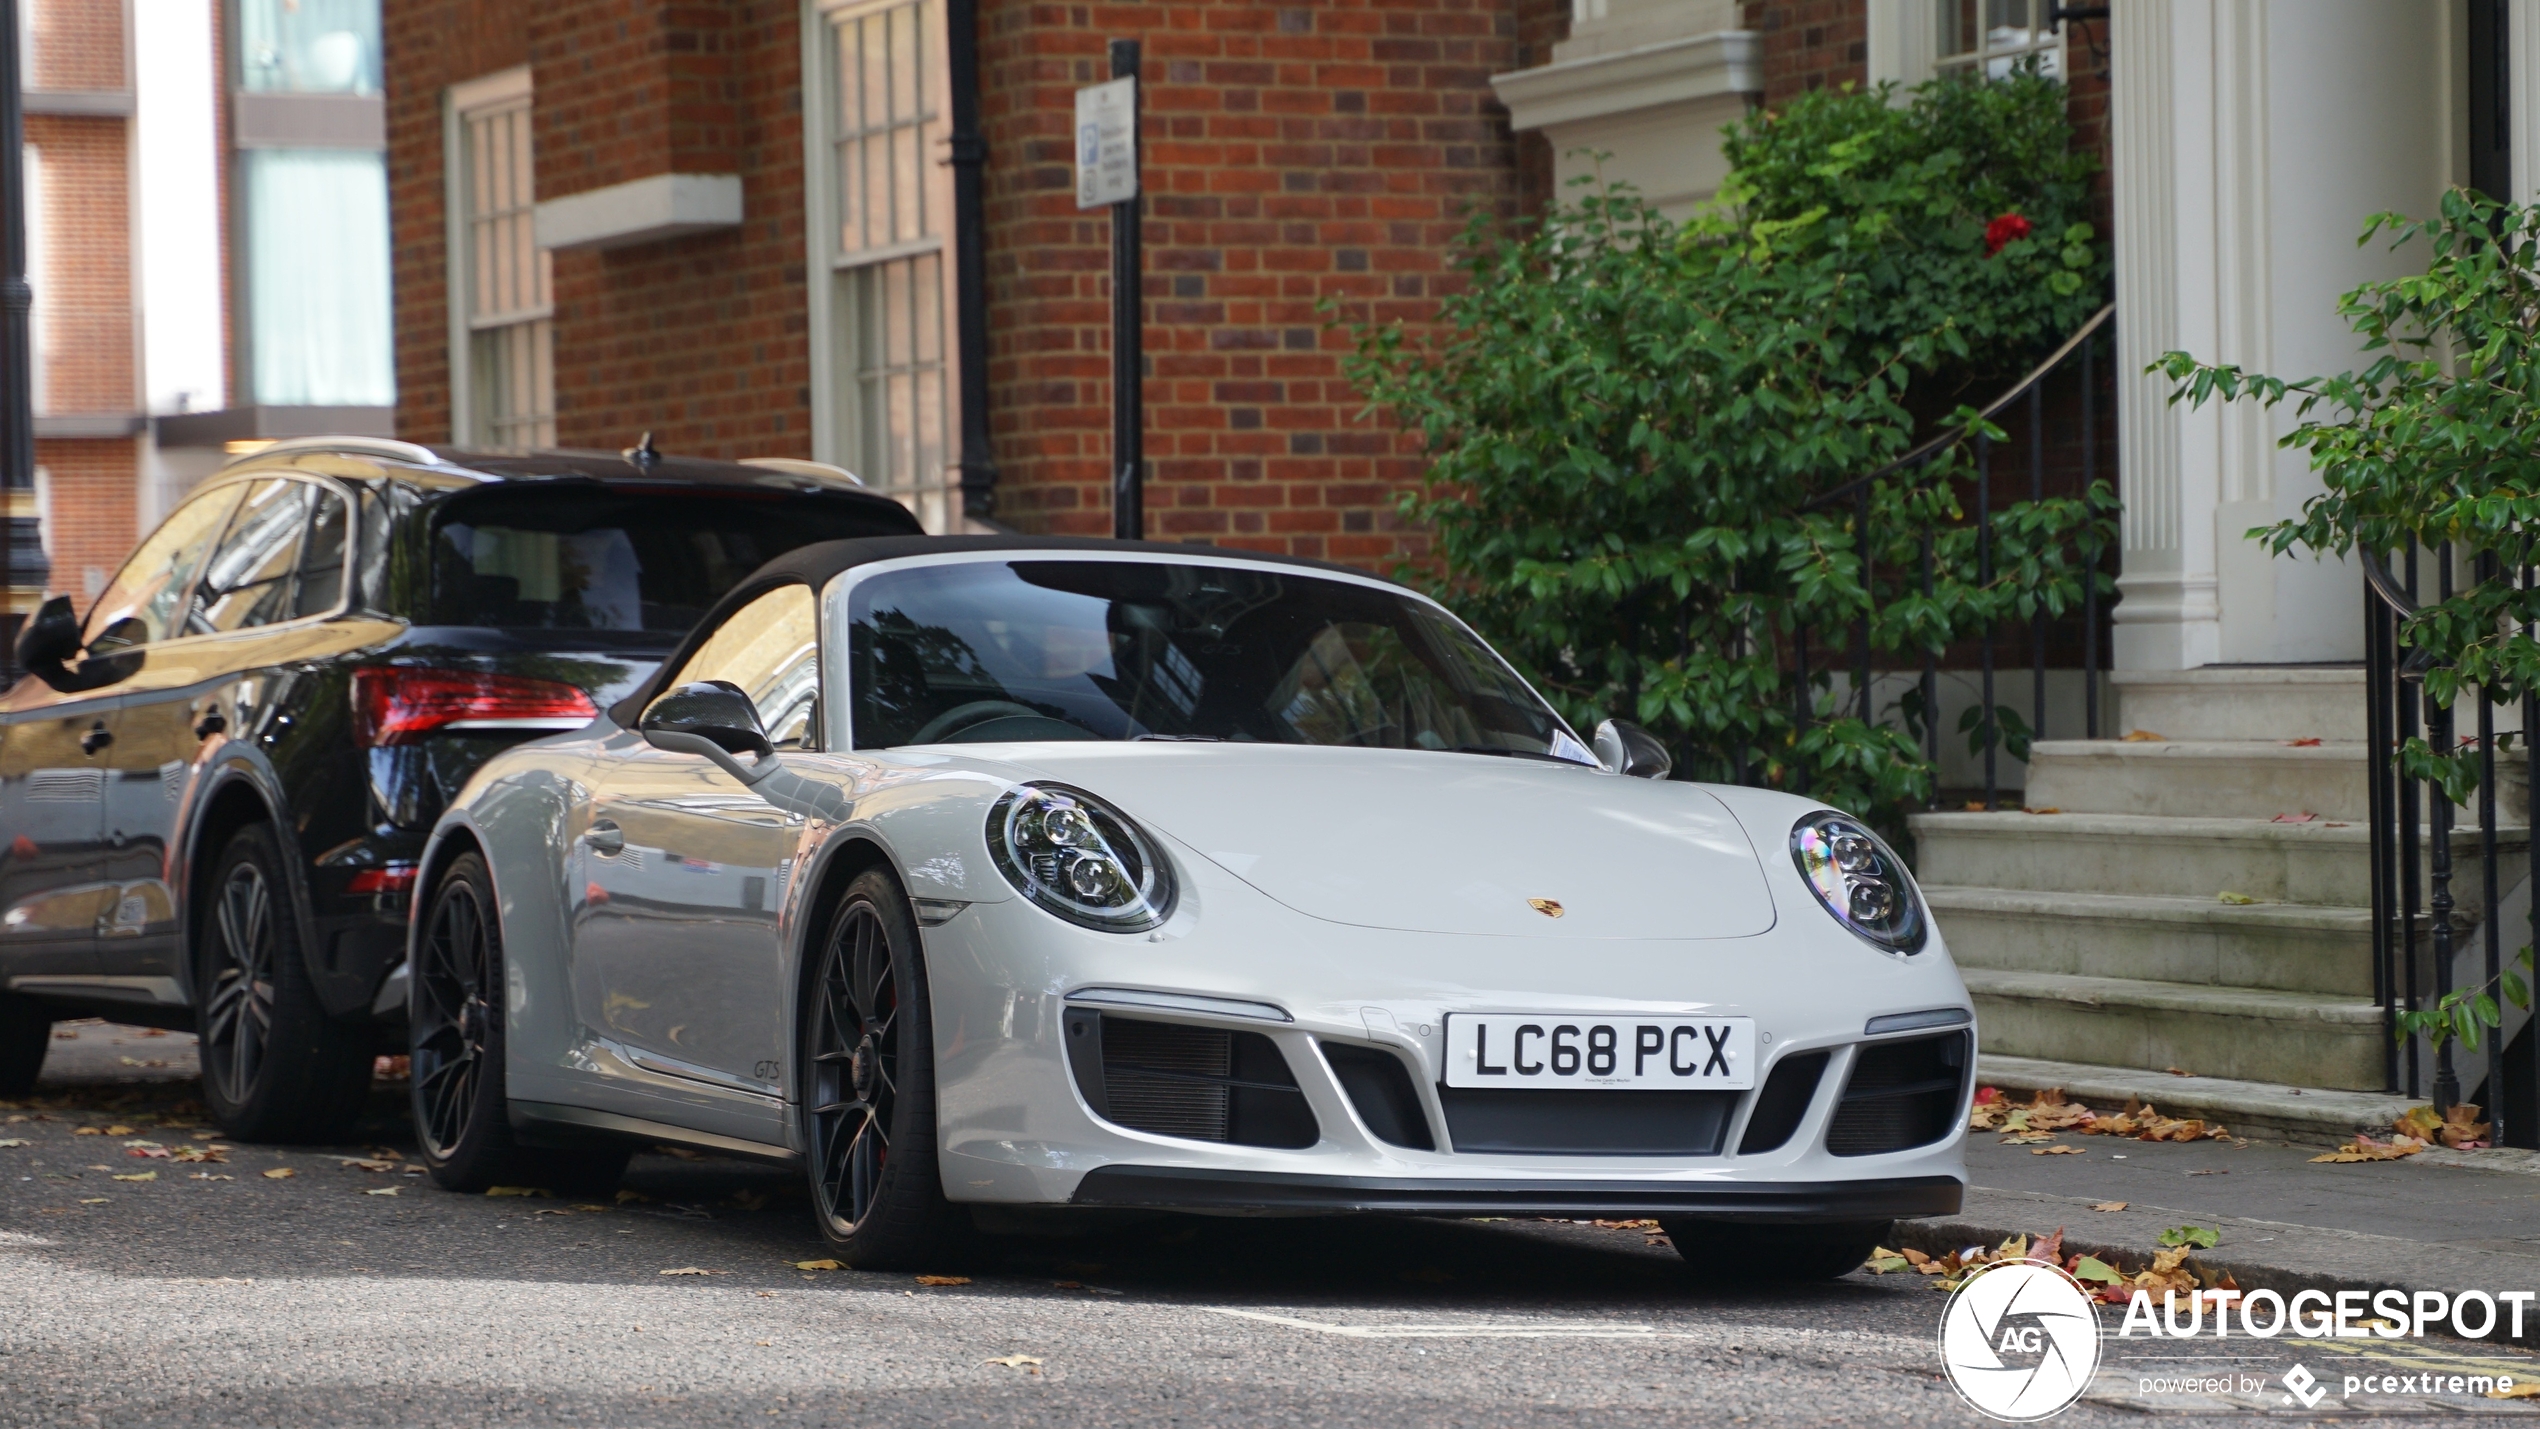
[508,1099,801,1165]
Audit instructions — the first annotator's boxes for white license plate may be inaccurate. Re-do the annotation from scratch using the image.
[1443,1014,1755,1091]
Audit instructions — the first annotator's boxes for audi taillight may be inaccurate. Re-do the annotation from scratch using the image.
[351,667,598,747]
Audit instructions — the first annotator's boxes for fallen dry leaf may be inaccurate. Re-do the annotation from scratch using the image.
[615,1189,653,1205]
[111,1171,156,1181]
[72,1127,100,1136]
[2217,891,2257,905]
[792,1259,844,1271]
[915,1275,972,1287]
[188,1173,233,1181]
[261,1167,297,1180]
[2283,738,2323,748]
[2311,1132,2427,1163]
[77,1196,107,1204]
[985,1355,1045,1374]
[658,1267,727,1277]
[104,1125,133,1136]
[2033,1145,2084,1156]
[362,1187,401,1197]
[2090,1201,2127,1212]
[340,1158,399,1173]
[2491,1381,2540,1400]
[2024,806,2062,815]
[2270,810,2317,820]
[485,1186,552,1198]
[2164,1067,2191,1077]
[0,1138,25,1148]
[2121,729,2165,742]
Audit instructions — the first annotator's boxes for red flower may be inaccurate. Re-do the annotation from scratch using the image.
[1984,212,2034,257]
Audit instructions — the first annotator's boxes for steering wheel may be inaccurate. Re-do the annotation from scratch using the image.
[910,700,1054,744]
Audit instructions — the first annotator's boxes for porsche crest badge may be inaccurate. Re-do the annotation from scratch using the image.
[1527,897,1565,918]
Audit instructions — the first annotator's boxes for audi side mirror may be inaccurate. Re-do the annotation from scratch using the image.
[14,595,82,689]
[1592,718,1673,780]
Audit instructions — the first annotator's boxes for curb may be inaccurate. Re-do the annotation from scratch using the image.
[1978,1054,2417,1148]
[1894,1187,2540,1350]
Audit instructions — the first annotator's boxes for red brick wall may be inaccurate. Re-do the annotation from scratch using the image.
[978,0,1540,566]
[1742,0,1865,98]
[384,1,535,444]
[27,115,133,417]
[27,0,125,92]
[35,441,139,603]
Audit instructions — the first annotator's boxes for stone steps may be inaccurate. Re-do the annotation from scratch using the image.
[2019,738,2529,824]
[2109,666,2369,742]
[1927,886,2375,997]
[1975,1052,2416,1145]
[1910,809,2525,911]
[1961,968,2388,1091]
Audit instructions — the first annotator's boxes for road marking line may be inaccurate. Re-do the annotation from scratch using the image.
[1202,1308,1663,1339]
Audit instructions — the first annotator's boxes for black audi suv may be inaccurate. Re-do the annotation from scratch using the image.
[0,437,921,1139]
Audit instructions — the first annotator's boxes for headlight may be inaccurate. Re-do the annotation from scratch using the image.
[986,783,1175,932]
[1790,811,1926,953]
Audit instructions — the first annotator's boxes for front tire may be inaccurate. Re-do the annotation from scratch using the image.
[195,824,371,1142]
[802,869,961,1269]
[0,993,52,1095]
[411,852,626,1194]
[1661,1218,1892,1282]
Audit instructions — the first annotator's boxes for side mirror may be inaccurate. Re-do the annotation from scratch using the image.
[1592,718,1673,780]
[641,681,775,778]
[13,595,82,688]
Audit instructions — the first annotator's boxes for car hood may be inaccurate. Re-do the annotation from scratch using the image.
[974,744,1778,940]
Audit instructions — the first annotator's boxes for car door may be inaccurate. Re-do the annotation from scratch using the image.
[572,581,822,1097]
[91,478,348,987]
[0,483,243,1001]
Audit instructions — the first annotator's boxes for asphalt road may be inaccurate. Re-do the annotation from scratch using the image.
[5,1023,2536,1427]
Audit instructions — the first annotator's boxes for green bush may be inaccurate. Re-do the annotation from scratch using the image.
[1345,74,2115,828]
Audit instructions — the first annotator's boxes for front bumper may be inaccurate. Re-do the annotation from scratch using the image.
[1070,1166,1963,1220]
[921,833,1975,1217]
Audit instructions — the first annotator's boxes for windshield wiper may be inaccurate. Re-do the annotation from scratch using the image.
[1450,744,1584,765]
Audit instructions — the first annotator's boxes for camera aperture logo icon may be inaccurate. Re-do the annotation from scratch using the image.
[1938,1259,2103,1421]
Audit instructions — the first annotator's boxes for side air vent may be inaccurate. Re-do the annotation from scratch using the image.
[1062,1010,1317,1149]
[1320,1042,1435,1151]
[1737,1049,1830,1155]
[1826,1030,1969,1157]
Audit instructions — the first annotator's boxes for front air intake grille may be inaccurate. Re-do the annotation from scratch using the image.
[1737,1049,1830,1155]
[1321,1042,1436,1150]
[1825,1030,1969,1157]
[1062,1010,1318,1149]
[1438,1088,1735,1156]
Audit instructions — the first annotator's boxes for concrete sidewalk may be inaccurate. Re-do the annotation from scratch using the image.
[1902,1129,2540,1346]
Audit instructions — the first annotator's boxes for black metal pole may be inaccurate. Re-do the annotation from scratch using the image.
[2028,382,2045,747]
[1854,486,1871,725]
[2433,542,2461,1115]
[0,0,30,676]
[1108,38,1144,542]
[1978,432,1996,807]
[2401,545,2423,1099]
[2366,567,2396,1094]
[2476,552,2500,1138]
[945,0,998,523]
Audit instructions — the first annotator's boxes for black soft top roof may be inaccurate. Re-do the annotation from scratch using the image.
[609,534,1405,725]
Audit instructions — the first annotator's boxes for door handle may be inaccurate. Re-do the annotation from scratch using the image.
[79,722,112,755]
[584,821,625,855]
[194,709,227,740]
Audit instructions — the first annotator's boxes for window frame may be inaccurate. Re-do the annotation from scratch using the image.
[444,64,555,451]
[83,473,359,656]
[800,0,965,534]
[667,580,826,752]
[1869,0,2067,90]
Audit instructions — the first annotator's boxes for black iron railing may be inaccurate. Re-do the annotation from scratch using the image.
[1797,304,2115,808]
[2362,546,2532,1137]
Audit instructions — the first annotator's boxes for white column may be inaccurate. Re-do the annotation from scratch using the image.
[2111,0,2452,672]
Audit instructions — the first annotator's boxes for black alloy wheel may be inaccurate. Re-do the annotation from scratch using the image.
[194,824,370,1141]
[0,993,52,1096]
[804,869,959,1267]
[412,851,626,1193]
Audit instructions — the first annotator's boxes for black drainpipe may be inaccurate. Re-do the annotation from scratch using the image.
[945,0,999,523]
[0,0,30,673]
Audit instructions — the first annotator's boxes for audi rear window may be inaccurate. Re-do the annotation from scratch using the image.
[429,487,909,639]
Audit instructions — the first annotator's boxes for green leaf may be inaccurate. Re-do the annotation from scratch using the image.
[2157,1225,2219,1250]
[2070,1255,2124,1284]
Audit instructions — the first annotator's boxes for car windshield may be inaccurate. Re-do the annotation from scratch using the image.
[845,558,1588,760]
[429,488,908,641]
